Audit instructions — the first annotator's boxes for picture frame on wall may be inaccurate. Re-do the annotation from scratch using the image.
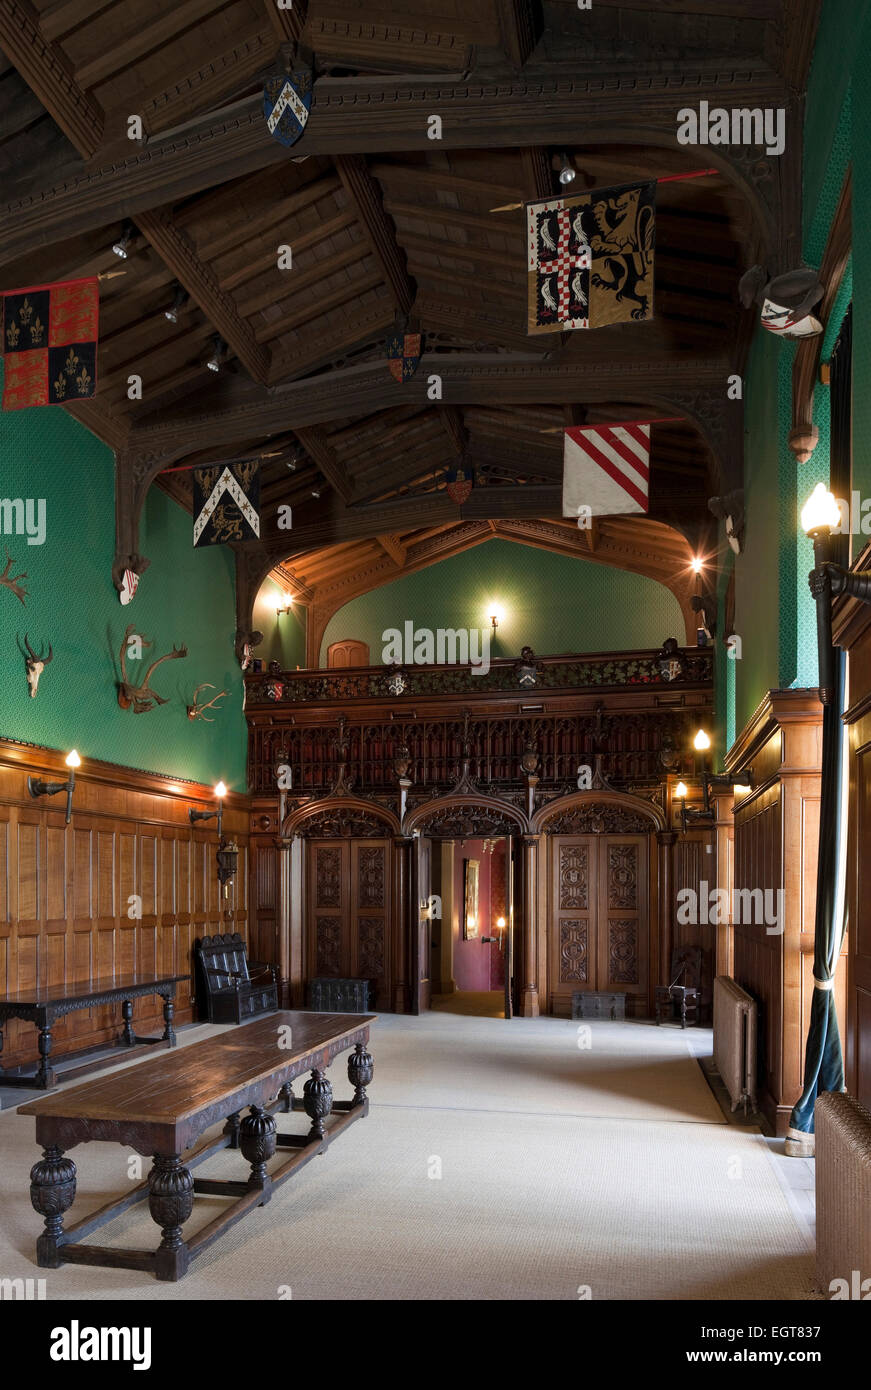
[463,858,480,939]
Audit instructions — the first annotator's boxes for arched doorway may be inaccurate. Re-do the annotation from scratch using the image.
[405,794,529,1017]
[533,791,666,1018]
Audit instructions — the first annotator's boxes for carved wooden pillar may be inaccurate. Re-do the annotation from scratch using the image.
[394,836,413,1013]
[276,838,292,1007]
[656,830,676,984]
[520,834,540,1017]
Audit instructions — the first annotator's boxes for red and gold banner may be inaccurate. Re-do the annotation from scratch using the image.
[1,276,98,410]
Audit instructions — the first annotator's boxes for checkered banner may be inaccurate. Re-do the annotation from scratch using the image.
[1,277,98,410]
[526,181,655,334]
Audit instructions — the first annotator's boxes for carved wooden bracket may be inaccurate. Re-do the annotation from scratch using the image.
[790,167,852,465]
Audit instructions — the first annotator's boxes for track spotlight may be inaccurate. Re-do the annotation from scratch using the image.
[558,153,577,186]
[112,223,134,259]
[164,286,188,324]
[206,336,227,373]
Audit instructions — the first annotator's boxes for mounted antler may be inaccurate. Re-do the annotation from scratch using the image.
[118,623,188,713]
[187,683,228,722]
[24,634,53,698]
[0,551,27,605]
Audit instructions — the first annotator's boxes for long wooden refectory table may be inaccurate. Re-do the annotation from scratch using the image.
[18,1010,376,1281]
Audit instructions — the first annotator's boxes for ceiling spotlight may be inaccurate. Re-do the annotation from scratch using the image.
[112,223,134,259]
[164,286,188,324]
[206,336,226,373]
[311,488,321,498]
[558,153,577,186]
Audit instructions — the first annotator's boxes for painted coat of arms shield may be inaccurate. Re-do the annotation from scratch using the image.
[386,331,421,383]
[263,68,313,148]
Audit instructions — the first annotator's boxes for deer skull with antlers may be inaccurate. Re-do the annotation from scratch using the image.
[23,634,53,697]
[187,683,228,722]
[118,625,188,713]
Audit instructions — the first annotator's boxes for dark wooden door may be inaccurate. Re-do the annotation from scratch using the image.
[306,838,392,1007]
[548,834,650,1016]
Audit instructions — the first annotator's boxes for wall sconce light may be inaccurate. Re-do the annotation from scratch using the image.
[189,780,227,837]
[496,914,506,949]
[273,593,293,617]
[487,602,505,636]
[28,749,80,824]
[802,482,861,704]
[675,768,754,833]
[693,728,711,752]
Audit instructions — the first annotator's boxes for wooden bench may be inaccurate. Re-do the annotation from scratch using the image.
[0,972,187,1089]
[19,1009,375,1281]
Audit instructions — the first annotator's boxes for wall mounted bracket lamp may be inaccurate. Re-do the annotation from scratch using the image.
[802,482,870,704]
[189,781,227,837]
[28,750,81,824]
[675,768,754,833]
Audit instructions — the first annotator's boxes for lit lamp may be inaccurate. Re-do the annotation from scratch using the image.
[802,482,853,704]
[274,592,293,617]
[487,602,505,636]
[189,780,227,837]
[28,749,80,824]
[675,766,755,833]
[496,914,506,949]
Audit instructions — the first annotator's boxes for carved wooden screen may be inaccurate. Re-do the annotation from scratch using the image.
[305,838,391,1007]
[548,834,649,1016]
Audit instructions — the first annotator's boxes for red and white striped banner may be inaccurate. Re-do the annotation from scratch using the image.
[562,423,650,517]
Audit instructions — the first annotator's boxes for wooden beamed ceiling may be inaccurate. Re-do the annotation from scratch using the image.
[0,0,821,625]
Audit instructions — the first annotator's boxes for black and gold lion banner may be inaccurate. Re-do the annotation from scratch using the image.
[526,181,655,334]
[193,461,260,547]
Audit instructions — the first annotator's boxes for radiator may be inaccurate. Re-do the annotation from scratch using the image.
[713,975,758,1114]
[816,1091,871,1297]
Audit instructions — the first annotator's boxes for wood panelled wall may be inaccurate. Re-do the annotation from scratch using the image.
[834,561,871,1110]
[724,691,843,1135]
[0,740,249,1069]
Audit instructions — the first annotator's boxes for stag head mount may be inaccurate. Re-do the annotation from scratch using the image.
[187,683,229,722]
[23,634,53,697]
[118,624,188,713]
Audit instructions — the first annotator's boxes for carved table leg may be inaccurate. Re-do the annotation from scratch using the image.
[303,1068,333,1143]
[30,1144,77,1267]
[348,1043,374,1108]
[148,1154,194,1281]
[161,993,177,1046]
[278,1082,294,1112]
[223,1110,242,1148]
[240,1105,277,1198]
[36,1023,55,1088]
[121,999,135,1046]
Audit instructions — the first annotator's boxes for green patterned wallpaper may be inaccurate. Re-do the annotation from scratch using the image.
[320,539,686,664]
[0,369,246,789]
[723,7,866,746]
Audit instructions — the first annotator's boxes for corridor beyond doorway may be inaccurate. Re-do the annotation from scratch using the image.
[431,990,505,1018]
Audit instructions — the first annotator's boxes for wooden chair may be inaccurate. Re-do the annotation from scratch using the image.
[655,946,702,1028]
[195,932,279,1025]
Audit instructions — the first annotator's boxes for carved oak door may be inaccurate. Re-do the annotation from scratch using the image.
[308,840,350,979]
[351,840,390,1007]
[597,837,648,1012]
[550,836,597,1014]
[306,838,392,1007]
[549,835,649,1016]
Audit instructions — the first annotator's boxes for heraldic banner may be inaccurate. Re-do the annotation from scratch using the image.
[193,461,261,547]
[1,276,99,410]
[526,181,655,334]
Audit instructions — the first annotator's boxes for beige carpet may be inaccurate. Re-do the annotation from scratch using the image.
[0,1014,816,1301]
[369,1012,727,1125]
